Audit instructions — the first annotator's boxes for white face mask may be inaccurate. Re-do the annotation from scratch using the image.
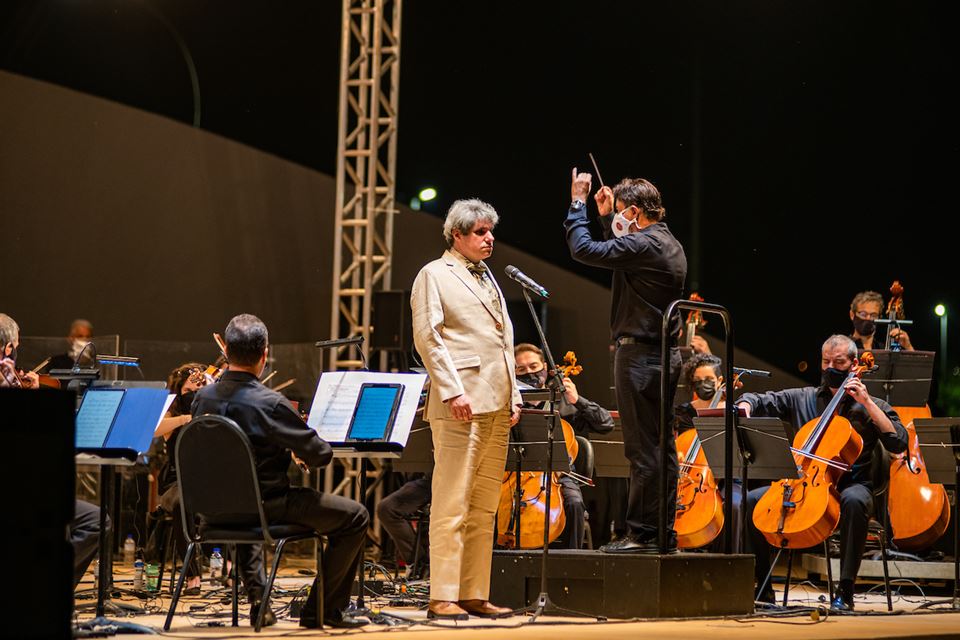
[611,207,636,238]
[69,339,91,358]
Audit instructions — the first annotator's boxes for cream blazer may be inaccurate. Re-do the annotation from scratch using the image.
[411,250,522,421]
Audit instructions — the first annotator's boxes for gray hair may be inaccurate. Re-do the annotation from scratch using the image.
[0,313,20,346]
[442,198,499,247]
[850,291,882,313]
[822,334,858,361]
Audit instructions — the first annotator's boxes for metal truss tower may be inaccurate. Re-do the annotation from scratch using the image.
[330,0,403,370]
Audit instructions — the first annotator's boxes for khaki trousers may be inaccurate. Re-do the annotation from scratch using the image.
[429,407,511,601]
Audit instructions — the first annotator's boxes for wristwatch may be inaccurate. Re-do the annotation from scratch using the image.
[570,199,585,211]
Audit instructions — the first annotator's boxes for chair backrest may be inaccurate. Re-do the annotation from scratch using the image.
[574,435,595,479]
[870,439,892,497]
[175,414,270,541]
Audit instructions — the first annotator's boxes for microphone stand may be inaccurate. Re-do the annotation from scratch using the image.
[513,287,580,620]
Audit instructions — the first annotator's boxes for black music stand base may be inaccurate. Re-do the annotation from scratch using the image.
[508,289,590,621]
[346,457,407,626]
[73,466,150,635]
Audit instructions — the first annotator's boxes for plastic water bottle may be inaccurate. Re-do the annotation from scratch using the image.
[209,547,223,585]
[133,558,145,591]
[123,534,136,566]
[145,563,159,592]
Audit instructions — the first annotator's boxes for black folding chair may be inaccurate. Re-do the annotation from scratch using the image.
[163,414,324,631]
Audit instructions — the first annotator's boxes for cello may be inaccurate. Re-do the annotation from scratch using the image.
[495,352,584,548]
[753,353,875,549]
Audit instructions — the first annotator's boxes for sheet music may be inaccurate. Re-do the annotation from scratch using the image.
[307,371,426,445]
[75,389,124,448]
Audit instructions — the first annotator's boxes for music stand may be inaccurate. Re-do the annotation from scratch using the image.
[390,420,434,474]
[307,370,424,624]
[912,419,960,609]
[695,416,800,605]
[71,382,169,634]
[861,350,935,407]
[501,409,569,546]
[588,424,629,478]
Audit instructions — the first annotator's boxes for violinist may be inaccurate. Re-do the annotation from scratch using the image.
[0,313,39,389]
[514,343,614,549]
[150,362,213,595]
[849,291,914,351]
[737,335,907,610]
[1,312,105,591]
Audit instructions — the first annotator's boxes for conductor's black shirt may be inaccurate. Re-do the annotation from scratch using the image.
[737,385,908,488]
[564,204,687,344]
[193,370,333,499]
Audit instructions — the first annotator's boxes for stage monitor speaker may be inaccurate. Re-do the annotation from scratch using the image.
[372,289,412,352]
[1,388,76,639]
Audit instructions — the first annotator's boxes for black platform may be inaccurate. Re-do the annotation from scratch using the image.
[491,549,754,618]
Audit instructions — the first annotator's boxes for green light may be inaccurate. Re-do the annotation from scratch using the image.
[418,187,438,202]
[935,304,946,317]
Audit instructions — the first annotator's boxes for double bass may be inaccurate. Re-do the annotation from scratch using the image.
[879,282,950,549]
[495,352,583,549]
[753,353,875,549]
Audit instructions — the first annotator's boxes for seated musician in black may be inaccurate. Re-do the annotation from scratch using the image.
[674,353,744,552]
[514,342,614,549]
[192,314,369,628]
[675,353,725,433]
[736,334,907,610]
[1,313,104,591]
[377,472,432,575]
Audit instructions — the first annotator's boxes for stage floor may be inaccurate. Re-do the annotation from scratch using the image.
[70,561,960,639]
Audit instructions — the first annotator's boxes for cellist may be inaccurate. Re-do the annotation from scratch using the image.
[673,353,744,551]
[514,343,614,549]
[737,335,907,610]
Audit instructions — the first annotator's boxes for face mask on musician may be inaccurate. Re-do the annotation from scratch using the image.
[693,379,717,400]
[611,206,637,238]
[852,316,876,336]
[69,339,91,359]
[821,366,849,389]
[517,370,547,389]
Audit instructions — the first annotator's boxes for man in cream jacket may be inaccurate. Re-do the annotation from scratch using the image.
[411,198,522,620]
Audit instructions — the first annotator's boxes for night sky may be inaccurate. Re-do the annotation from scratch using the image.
[2,1,957,393]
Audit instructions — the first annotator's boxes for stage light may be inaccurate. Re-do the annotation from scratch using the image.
[409,197,421,211]
[418,187,437,202]
[935,304,946,317]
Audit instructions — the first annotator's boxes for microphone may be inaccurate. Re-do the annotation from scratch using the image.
[504,265,549,298]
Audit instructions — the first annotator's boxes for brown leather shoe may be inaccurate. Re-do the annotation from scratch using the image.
[457,599,513,618]
[427,600,469,620]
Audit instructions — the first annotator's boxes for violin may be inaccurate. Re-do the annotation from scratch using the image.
[496,351,588,549]
[683,292,706,348]
[753,353,875,549]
